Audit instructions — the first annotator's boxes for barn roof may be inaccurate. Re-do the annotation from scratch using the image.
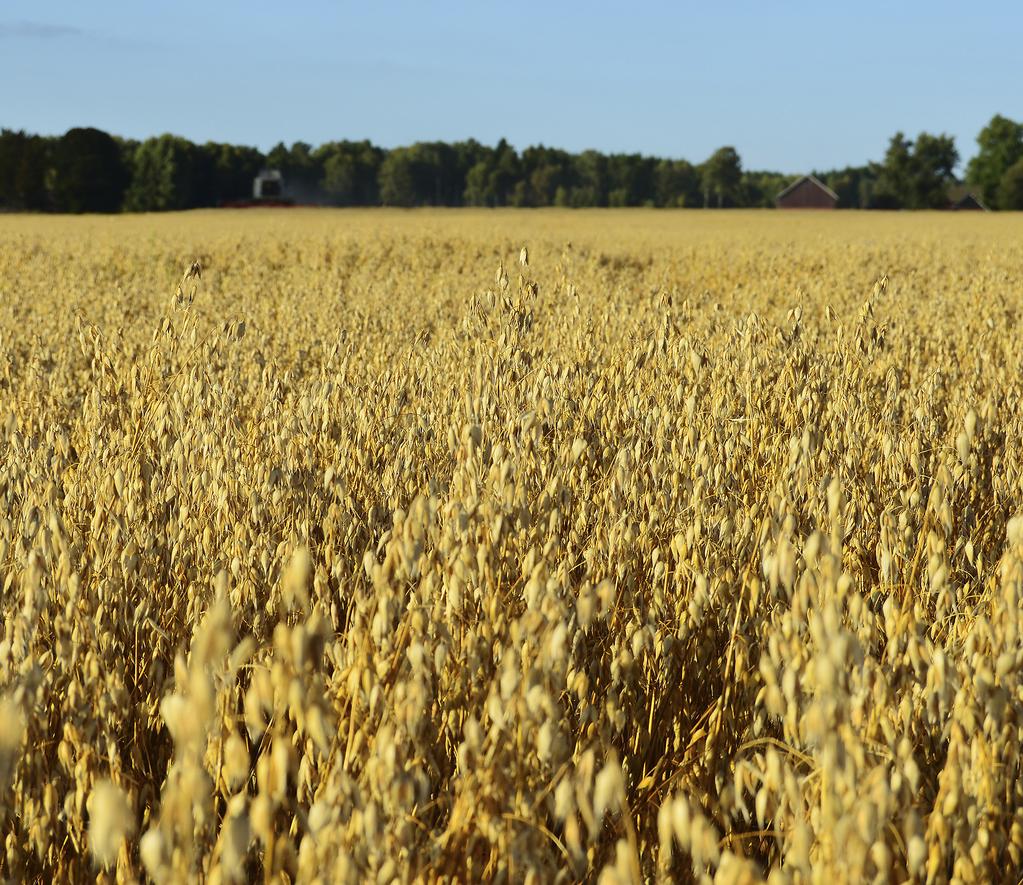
[775,174,839,202]
[951,193,988,211]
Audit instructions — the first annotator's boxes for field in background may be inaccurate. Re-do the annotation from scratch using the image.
[1,209,1022,881]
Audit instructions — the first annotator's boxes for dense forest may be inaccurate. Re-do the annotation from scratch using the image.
[2,114,1022,212]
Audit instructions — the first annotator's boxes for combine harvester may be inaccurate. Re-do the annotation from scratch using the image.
[220,169,296,208]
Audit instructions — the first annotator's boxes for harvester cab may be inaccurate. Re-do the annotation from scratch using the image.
[253,169,286,201]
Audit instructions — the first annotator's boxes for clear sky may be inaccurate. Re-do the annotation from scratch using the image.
[1,2,1018,173]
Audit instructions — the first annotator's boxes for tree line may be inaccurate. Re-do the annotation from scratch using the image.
[2,114,1022,212]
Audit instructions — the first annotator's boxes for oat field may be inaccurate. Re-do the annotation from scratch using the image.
[1,209,1023,883]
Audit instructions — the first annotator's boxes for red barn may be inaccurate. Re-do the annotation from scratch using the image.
[775,175,838,209]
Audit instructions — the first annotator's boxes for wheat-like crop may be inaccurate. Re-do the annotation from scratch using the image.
[0,208,1021,883]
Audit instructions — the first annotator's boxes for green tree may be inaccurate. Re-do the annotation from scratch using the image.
[378,142,474,207]
[820,165,879,208]
[463,160,491,206]
[489,139,521,206]
[519,145,575,206]
[967,114,1023,208]
[874,133,914,208]
[571,150,609,206]
[654,159,701,207]
[997,157,1023,210]
[124,135,203,211]
[0,130,52,210]
[463,140,520,207]
[742,171,792,208]
[317,141,383,205]
[701,147,742,207]
[115,137,140,201]
[606,153,656,207]
[321,150,358,204]
[409,142,463,205]
[452,140,489,194]
[50,127,127,213]
[379,149,417,206]
[201,142,265,204]
[911,133,958,208]
[265,141,322,201]
[875,132,958,209]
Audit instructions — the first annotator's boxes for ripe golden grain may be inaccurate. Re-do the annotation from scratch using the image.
[0,208,1021,881]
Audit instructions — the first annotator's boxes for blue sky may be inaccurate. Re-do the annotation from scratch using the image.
[1,2,1018,173]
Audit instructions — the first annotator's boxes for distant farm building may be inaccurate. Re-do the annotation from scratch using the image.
[775,175,838,209]
[253,169,285,200]
[950,193,988,211]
